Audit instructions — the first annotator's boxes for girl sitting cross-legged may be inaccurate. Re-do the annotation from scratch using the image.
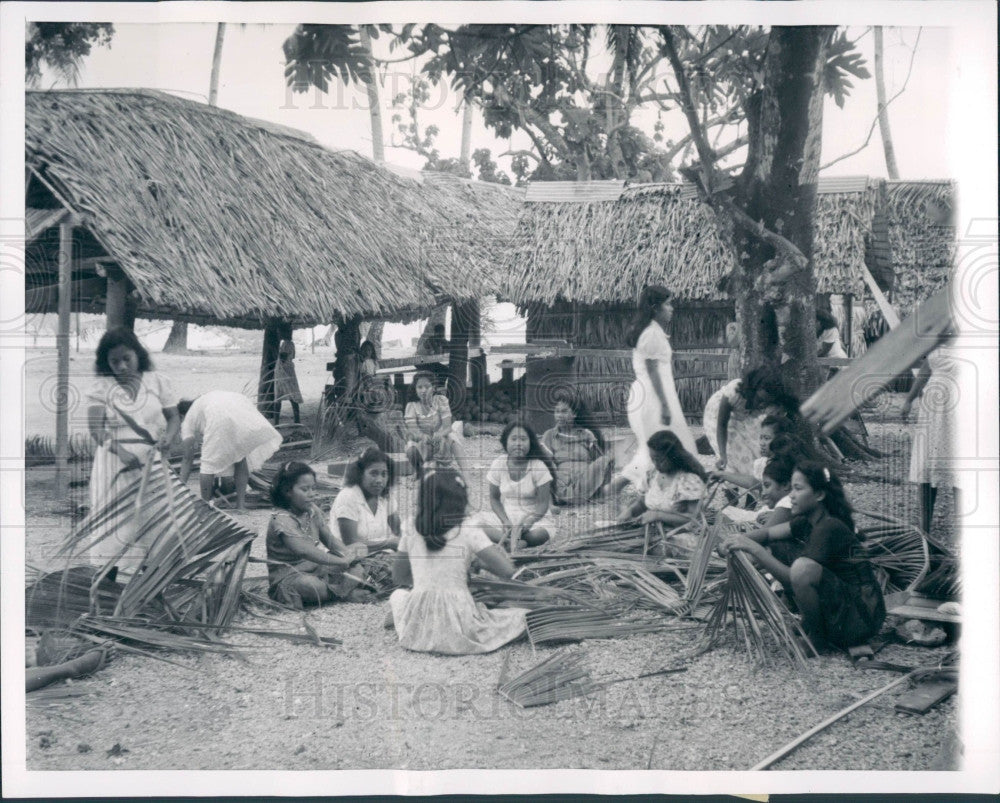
[479,420,555,550]
[265,462,370,609]
[719,462,886,652]
[617,429,707,528]
[330,447,401,552]
[388,468,528,654]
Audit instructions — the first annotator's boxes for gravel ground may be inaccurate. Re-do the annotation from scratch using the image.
[22,364,961,772]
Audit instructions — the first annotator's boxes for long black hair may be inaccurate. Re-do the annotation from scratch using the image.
[793,461,856,532]
[343,447,394,496]
[739,365,800,415]
[762,452,796,485]
[647,429,707,481]
[500,419,549,463]
[94,328,153,377]
[625,285,672,348]
[270,461,315,509]
[415,468,468,551]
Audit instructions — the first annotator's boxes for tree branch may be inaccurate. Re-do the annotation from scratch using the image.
[820,28,921,171]
[499,149,541,163]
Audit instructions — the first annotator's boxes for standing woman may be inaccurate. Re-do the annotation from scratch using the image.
[273,323,303,425]
[620,286,697,487]
[86,329,180,571]
[901,342,960,534]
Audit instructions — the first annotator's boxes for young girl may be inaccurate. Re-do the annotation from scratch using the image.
[86,329,180,571]
[618,430,707,528]
[720,462,886,651]
[273,323,303,425]
[330,447,401,552]
[755,453,796,529]
[541,392,613,505]
[265,462,368,609]
[389,469,527,654]
[403,371,467,477]
[481,421,554,549]
[709,413,793,493]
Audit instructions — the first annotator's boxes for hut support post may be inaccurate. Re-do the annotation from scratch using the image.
[105,270,136,331]
[842,293,853,358]
[55,219,75,497]
[449,300,475,409]
[258,321,281,418]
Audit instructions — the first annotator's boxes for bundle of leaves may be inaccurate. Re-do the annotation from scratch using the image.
[497,647,599,708]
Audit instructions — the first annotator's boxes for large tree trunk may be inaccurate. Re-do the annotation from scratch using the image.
[358,26,385,163]
[874,27,900,179]
[733,26,832,399]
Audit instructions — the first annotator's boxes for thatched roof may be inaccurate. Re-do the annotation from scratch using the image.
[25,89,522,327]
[501,177,934,307]
[885,180,955,314]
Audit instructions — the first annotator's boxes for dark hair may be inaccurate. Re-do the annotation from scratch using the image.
[792,461,855,531]
[767,433,809,461]
[551,390,605,451]
[177,399,194,417]
[740,365,800,415]
[411,370,436,389]
[415,468,468,551]
[816,309,839,335]
[762,452,795,485]
[500,419,549,463]
[760,414,793,436]
[359,340,378,362]
[647,429,707,481]
[94,328,152,377]
[270,461,315,509]
[626,285,672,347]
[277,321,294,341]
[433,323,445,335]
[343,447,394,495]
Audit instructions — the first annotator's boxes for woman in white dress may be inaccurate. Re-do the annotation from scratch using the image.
[85,329,180,572]
[177,390,283,510]
[330,447,401,552]
[620,286,697,487]
[901,342,960,533]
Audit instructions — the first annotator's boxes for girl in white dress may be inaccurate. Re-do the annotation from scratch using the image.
[85,329,180,572]
[177,390,283,510]
[620,286,696,487]
[389,469,527,655]
[330,447,401,552]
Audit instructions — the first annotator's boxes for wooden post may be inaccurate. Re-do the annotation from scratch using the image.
[258,320,281,418]
[448,299,473,413]
[55,219,74,497]
[105,268,136,332]
[842,293,854,358]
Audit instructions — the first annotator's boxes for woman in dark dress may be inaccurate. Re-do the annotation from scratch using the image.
[720,461,885,652]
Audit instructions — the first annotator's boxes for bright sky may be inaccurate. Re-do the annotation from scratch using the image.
[60,23,953,181]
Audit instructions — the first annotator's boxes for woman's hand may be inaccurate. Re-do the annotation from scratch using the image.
[510,522,526,545]
[117,449,142,471]
[715,456,727,471]
[721,534,763,560]
[900,400,913,422]
[345,542,369,564]
[660,406,672,426]
[638,510,662,525]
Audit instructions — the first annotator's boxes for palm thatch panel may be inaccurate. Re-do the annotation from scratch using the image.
[25,89,523,327]
[886,180,956,315]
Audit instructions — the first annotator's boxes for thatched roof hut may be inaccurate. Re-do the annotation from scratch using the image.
[500,177,892,308]
[25,89,523,328]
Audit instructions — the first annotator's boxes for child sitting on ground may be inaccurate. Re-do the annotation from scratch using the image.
[617,430,707,552]
[265,462,369,609]
[389,469,528,654]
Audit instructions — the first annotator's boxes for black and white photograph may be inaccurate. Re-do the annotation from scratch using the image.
[1,0,997,797]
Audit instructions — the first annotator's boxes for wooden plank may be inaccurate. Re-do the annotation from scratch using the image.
[55,219,74,497]
[894,680,957,715]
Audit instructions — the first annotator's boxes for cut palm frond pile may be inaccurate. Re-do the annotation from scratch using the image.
[684,523,725,609]
[559,522,650,554]
[526,604,698,647]
[498,647,599,708]
[470,576,606,612]
[705,551,816,669]
[855,511,930,595]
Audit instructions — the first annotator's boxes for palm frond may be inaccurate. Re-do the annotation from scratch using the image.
[498,647,599,708]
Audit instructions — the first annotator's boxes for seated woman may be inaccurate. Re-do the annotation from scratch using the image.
[403,371,467,477]
[389,468,527,654]
[330,447,401,552]
[265,462,369,609]
[479,421,554,550]
[720,461,886,652]
[618,429,707,529]
[541,393,614,505]
[710,414,795,522]
[178,390,283,510]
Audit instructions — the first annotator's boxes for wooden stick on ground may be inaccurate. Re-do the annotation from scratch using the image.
[750,670,917,770]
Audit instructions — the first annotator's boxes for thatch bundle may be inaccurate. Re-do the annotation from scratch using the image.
[26,90,523,326]
[885,181,956,315]
[811,183,882,297]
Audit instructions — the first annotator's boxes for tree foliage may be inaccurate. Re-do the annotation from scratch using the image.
[25,22,114,87]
